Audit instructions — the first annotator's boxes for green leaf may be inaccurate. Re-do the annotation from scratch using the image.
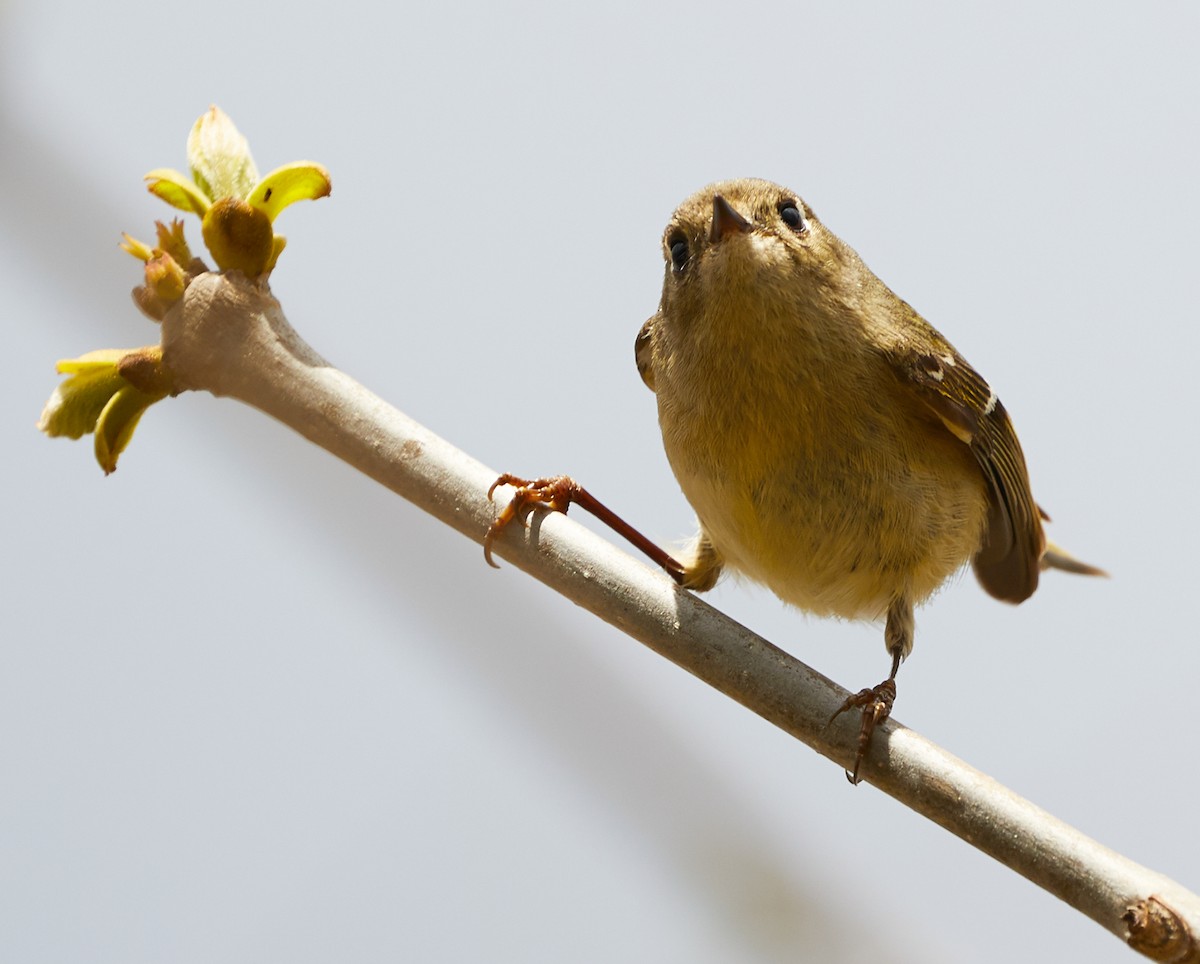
[187,106,259,201]
[94,384,163,475]
[37,351,128,439]
[144,169,212,216]
[246,162,332,222]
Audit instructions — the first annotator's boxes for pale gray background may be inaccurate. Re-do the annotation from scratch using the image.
[3,2,1197,962]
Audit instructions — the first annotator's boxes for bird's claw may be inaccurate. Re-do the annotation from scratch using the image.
[828,678,897,785]
[483,474,582,568]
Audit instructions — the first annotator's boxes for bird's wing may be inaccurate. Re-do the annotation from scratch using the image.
[885,336,1045,603]
[635,315,657,392]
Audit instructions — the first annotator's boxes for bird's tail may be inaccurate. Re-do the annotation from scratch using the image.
[1041,541,1107,577]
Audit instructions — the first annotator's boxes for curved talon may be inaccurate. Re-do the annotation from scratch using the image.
[488,472,526,502]
[482,525,503,569]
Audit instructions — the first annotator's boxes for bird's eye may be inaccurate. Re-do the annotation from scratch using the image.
[779,202,806,232]
[668,233,690,273]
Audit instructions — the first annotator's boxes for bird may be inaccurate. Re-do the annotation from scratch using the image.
[487,178,1102,783]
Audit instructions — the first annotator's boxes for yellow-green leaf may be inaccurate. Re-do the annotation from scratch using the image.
[144,169,212,216]
[37,351,128,439]
[94,384,163,475]
[119,233,155,262]
[55,349,127,375]
[246,162,332,222]
[187,106,259,202]
[154,220,193,266]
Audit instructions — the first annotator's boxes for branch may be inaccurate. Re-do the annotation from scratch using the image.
[162,272,1199,963]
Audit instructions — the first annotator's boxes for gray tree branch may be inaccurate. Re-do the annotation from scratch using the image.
[161,272,1199,963]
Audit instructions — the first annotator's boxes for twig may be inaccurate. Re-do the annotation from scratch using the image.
[161,272,1200,962]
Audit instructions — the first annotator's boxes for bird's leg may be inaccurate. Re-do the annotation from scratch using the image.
[680,532,723,592]
[828,598,913,785]
[484,474,687,584]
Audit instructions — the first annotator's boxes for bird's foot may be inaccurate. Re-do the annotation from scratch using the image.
[828,677,897,785]
[484,472,686,582]
[484,474,582,567]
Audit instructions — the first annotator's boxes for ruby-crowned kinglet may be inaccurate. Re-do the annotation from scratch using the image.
[487,178,1102,783]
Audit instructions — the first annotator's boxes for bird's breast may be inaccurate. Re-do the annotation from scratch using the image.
[654,308,987,619]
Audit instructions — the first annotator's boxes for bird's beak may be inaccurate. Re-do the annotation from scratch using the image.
[710,194,752,243]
